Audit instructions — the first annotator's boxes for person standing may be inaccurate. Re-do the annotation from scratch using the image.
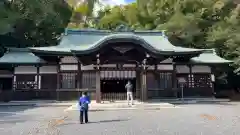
[79,92,90,124]
[125,80,133,105]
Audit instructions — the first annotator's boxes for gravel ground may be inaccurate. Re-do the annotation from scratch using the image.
[58,102,240,135]
[0,106,66,135]
[1,102,240,135]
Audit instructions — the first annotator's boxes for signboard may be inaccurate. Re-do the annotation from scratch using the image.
[178,77,187,84]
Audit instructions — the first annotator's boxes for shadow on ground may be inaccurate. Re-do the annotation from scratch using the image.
[59,119,129,126]
[0,106,36,118]
[173,102,237,106]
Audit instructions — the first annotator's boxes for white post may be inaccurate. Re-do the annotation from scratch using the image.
[181,84,184,103]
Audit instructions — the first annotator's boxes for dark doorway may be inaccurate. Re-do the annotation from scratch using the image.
[0,77,13,91]
[0,77,13,102]
[101,78,136,93]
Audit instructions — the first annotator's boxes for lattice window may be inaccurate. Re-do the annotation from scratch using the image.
[15,75,37,90]
[188,74,194,87]
[193,74,211,88]
[82,71,96,89]
[159,72,172,89]
[100,71,136,79]
[146,72,158,89]
[41,74,57,89]
[60,73,77,89]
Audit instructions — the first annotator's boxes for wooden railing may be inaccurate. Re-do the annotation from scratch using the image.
[0,89,97,101]
[101,92,136,101]
[147,87,213,99]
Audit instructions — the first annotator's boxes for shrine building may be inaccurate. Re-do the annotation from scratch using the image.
[0,28,232,102]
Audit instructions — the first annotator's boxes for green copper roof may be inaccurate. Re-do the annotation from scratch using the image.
[0,48,45,64]
[190,49,232,64]
[0,48,231,65]
[30,29,203,55]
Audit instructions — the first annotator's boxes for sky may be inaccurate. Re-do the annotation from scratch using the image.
[92,0,136,16]
[102,0,135,6]
[125,0,136,3]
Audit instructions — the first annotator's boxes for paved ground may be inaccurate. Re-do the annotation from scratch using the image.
[0,106,66,135]
[1,102,240,135]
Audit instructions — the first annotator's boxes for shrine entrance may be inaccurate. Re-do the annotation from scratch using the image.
[75,40,165,103]
[100,70,136,101]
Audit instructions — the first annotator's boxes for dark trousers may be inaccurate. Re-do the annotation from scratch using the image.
[80,110,88,123]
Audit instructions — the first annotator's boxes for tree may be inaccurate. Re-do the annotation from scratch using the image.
[67,0,100,28]
[93,0,240,74]
[0,0,72,49]
[0,0,20,35]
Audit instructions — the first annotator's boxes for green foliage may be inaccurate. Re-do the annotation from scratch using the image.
[0,1,20,34]
[0,0,72,49]
[91,0,240,72]
[66,0,100,28]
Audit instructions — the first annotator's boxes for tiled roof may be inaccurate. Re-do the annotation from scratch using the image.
[30,29,203,55]
[190,49,232,64]
[0,48,45,64]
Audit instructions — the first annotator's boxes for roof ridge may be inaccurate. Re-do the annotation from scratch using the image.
[202,49,216,54]
[64,28,166,36]
[65,29,110,35]
[7,47,30,53]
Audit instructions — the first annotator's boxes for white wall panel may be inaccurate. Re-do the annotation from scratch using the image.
[160,58,172,63]
[14,66,37,74]
[40,66,57,74]
[81,64,94,70]
[101,64,117,67]
[147,65,154,70]
[192,65,211,73]
[60,65,78,70]
[157,65,173,70]
[123,64,136,67]
[176,65,190,73]
[60,56,78,63]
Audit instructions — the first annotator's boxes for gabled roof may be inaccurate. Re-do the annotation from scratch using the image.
[30,29,203,56]
[0,48,45,64]
[0,48,231,65]
[190,49,232,64]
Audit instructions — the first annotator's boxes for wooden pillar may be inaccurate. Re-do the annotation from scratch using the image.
[56,64,60,100]
[172,63,177,98]
[34,65,40,98]
[36,65,40,90]
[12,65,16,91]
[141,70,147,101]
[141,59,147,101]
[189,64,193,88]
[135,65,141,100]
[154,64,160,89]
[96,70,101,103]
[57,64,60,89]
[77,60,82,97]
[95,56,101,103]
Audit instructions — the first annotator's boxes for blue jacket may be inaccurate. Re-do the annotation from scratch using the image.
[79,96,90,111]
